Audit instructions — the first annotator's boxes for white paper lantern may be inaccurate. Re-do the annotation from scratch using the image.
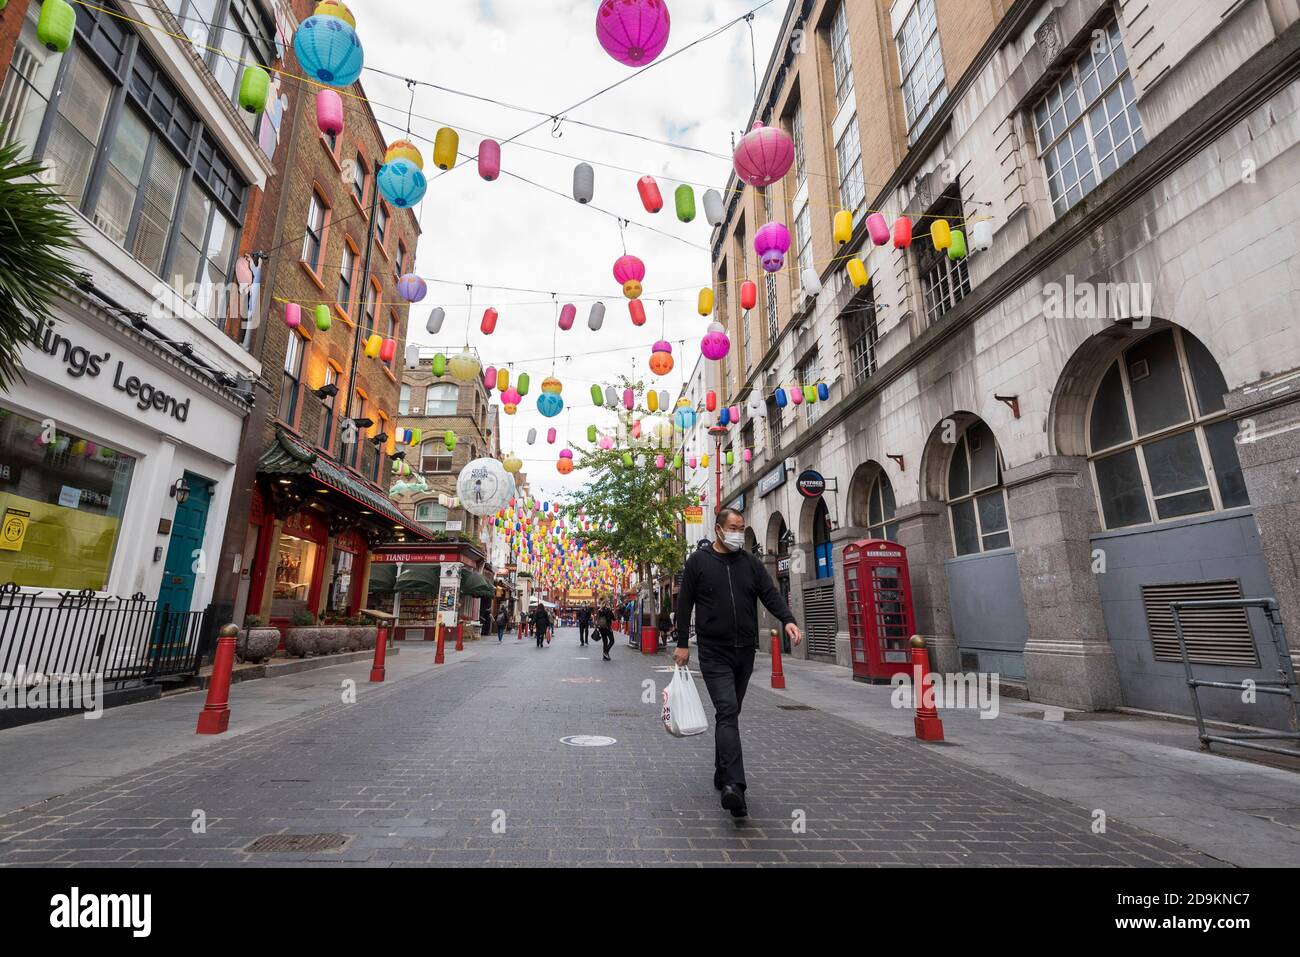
[456,457,513,516]
[426,307,445,335]
[746,393,767,418]
[703,189,724,227]
[573,163,594,204]
[801,267,822,297]
[588,301,606,331]
[970,219,993,252]
[605,385,618,407]
[405,343,420,368]
[527,428,537,445]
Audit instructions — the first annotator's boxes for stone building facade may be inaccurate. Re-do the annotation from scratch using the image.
[709,0,1300,726]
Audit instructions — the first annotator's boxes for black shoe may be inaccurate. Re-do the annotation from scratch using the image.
[713,775,724,791]
[720,784,746,817]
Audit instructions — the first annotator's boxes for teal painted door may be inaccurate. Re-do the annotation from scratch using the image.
[158,474,212,614]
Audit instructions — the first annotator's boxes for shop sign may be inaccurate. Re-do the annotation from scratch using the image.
[726,494,745,512]
[777,556,791,575]
[683,506,704,528]
[758,463,786,498]
[796,470,827,498]
[446,520,464,532]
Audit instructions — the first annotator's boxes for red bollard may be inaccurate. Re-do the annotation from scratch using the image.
[455,621,464,652]
[369,624,389,682]
[517,620,523,641]
[196,624,239,735]
[770,628,786,689]
[434,620,446,664]
[911,635,945,741]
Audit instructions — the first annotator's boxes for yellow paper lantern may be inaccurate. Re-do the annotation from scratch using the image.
[647,391,659,412]
[697,287,714,317]
[314,0,355,27]
[364,334,382,358]
[448,350,481,381]
[433,127,459,171]
[834,210,853,245]
[846,258,869,289]
[385,138,423,171]
[931,218,951,250]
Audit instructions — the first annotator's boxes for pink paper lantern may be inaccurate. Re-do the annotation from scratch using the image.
[866,212,890,246]
[754,222,791,273]
[284,302,301,328]
[733,121,795,188]
[790,386,803,405]
[484,367,498,390]
[689,456,697,469]
[316,89,343,136]
[478,139,500,181]
[655,454,665,469]
[547,428,557,444]
[596,0,671,67]
[599,435,613,450]
[701,323,730,361]
[729,406,740,422]
[623,388,635,410]
[558,303,576,330]
[743,448,753,462]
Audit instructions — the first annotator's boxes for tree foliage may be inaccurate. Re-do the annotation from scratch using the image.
[0,135,83,390]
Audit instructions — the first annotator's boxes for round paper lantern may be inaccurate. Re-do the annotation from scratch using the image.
[697,287,714,317]
[834,210,853,245]
[573,163,595,204]
[613,254,645,299]
[558,303,576,330]
[377,160,427,208]
[431,354,446,377]
[448,350,481,381]
[846,258,869,289]
[481,307,498,335]
[754,222,791,272]
[893,216,913,249]
[316,89,344,136]
[364,334,382,358]
[703,189,725,227]
[501,388,521,414]
[970,218,993,252]
[637,175,663,214]
[648,340,674,376]
[397,273,427,303]
[588,301,606,331]
[674,184,695,222]
[557,450,575,475]
[701,322,730,361]
[385,139,423,170]
[314,305,331,331]
[537,377,564,418]
[284,303,301,329]
[239,67,269,114]
[433,127,459,170]
[947,229,968,260]
[478,139,501,181]
[315,0,355,26]
[517,372,530,396]
[37,0,75,53]
[456,458,513,516]
[294,10,364,87]
[503,453,523,474]
[427,307,446,335]
[866,212,890,246]
[733,122,794,187]
[740,280,757,311]
[380,339,396,363]
[629,299,647,326]
[596,0,671,67]
[484,367,498,390]
[591,384,605,406]
[801,267,822,297]
[931,218,951,250]
[705,391,717,413]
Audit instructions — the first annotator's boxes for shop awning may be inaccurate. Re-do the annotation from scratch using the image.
[367,561,397,594]
[395,563,442,594]
[460,569,495,598]
[257,428,431,540]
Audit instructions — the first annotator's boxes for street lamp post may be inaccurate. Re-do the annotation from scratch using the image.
[708,424,727,516]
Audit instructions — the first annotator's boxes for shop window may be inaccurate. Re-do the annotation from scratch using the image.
[426,383,459,416]
[896,0,947,144]
[272,533,317,618]
[1087,328,1248,530]
[0,406,135,590]
[1034,18,1144,216]
[278,330,305,427]
[835,118,864,214]
[866,472,899,542]
[398,384,411,415]
[326,547,355,617]
[946,420,1011,556]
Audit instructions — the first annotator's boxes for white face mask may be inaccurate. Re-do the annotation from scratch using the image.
[719,530,745,552]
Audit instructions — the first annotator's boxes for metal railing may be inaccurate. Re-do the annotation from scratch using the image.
[1171,597,1300,757]
[0,584,216,688]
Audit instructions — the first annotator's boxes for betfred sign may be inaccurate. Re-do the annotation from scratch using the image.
[796,470,827,498]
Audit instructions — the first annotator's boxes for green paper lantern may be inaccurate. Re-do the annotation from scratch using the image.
[587,425,597,443]
[947,229,967,260]
[803,385,817,404]
[411,428,423,446]
[239,66,270,114]
[37,0,75,54]
[444,430,456,451]
[590,383,603,406]
[726,451,734,466]
[314,304,331,331]
[673,454,682,468]
[622,452,633,468]
[674,184,695,223]
[431,353,446,376]
[517,372,530,397]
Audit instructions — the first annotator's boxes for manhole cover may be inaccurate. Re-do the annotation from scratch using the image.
[777,705,815,711]
[246,833,351,853]
[560,735,617,747]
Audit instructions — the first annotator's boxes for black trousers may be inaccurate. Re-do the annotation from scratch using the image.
[535,625,546,647]
[697,643,756,792]
[578,623,589,644]
[600,628,614,655]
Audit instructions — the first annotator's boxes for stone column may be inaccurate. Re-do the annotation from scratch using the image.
[1229,375,1300,669]
[894,500,959,673]
[1005,455,1121,711]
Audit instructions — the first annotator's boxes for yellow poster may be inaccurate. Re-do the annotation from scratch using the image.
[0,508,29,551]
[0,493,121,590]
[684,506,704,528]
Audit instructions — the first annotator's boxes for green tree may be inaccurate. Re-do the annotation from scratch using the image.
[0,135,82,390]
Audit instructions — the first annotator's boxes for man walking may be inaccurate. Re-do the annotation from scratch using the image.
[533,604,551,648]
[577,605,592,647]
[675,507,801,818]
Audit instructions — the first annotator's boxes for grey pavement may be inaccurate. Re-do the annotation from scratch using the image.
[0,628,1253,867]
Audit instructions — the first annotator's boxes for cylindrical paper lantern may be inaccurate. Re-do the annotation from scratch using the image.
[706,391,717,412]
[743,448,753,462]
[588,301,606,331]
[637,175,663,213]
[380,338,396,363]
[588,424,598,443]
[931,218,951,250]
[834,210,853,245]
[573,163,594,204]
[790,387,803,405]
[893,216,913,249]
[865,211,889,246]
[948,229,968,260]
[629,299,647,326]
[802,268,822,297]
[558,303,576,330]
[316,89,344,136]
[481,307,498,335]
[315,304,331,331]
[775,389,788,408]
[239,66,270,113]
[284,303,301,328]
[719,407,730,426]
[527,428,537,444]
[703,189,725,227]
[970,218,993,252]
[697,287,714,316]
[547,428,557,444]
[433,127,459,170]
[37,0,76,53]
[591,384,604,406]
[427,306,446,335]
[605,385,618,407]
[484,366,498,390]
[675,184,696,222]
[623,388,635,411]
[740,280,757,311]
[498,369,510,392]
[846,258,869,289]
[478,139,501,181]
[431,353,446,377]
[364,334,382,358]
[648,391,659,413]
[517,372,530,396]
[444,430,457,451]
[804,385,817,404]
[817,383,830,401]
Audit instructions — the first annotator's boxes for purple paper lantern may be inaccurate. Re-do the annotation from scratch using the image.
[596,0,671,67]
[701,321,730,361]
[733,121,795,188]
[754,222,791,273]
[397,273,427,303]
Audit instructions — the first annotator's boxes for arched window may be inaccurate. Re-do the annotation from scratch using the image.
[1087,327,1248,529]
[812,499,834,579]
[947,420,1010,555]
[867,472,899,542]
[426,383,459,416]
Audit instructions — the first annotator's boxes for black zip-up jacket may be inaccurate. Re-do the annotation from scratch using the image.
[675,546,795,649]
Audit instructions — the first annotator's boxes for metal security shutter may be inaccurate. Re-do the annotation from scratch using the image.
[1141,580,1259,667]
[802,582,838,660]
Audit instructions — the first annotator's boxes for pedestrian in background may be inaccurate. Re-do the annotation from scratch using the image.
[495,608,507,642]
[675,507,802,819]
[596,604,616,661]
[533,604,551,648]
[577,605,592,647]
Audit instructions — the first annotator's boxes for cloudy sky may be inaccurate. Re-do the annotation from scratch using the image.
[349,0,784,502]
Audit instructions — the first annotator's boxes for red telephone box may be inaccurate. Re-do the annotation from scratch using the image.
[843,540,916,683]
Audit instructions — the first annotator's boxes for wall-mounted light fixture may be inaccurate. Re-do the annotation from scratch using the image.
[313,383,339,400]
[169,478,191,505]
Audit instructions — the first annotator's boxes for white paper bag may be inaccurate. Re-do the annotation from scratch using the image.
[662,666,708,737]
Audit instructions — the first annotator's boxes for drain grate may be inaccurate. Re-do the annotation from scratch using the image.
[245,833,351,853]
[777,704,815,711]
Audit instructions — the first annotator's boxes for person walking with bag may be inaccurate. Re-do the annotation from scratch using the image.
[577,605,592,647]
[495,608,507,643]
[595,603,616,661]
[675,507,802,818]
[533,604,551,649]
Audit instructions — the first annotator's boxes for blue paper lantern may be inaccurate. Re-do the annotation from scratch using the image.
[774,389,788,408]
[377,160,427,208]
[294,15,364,87]
[674,407,696,431]
[719,407,730,426]
[537,393,564,418]
[817,383,830,401]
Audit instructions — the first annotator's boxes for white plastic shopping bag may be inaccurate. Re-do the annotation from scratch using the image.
[662,665,708,737]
